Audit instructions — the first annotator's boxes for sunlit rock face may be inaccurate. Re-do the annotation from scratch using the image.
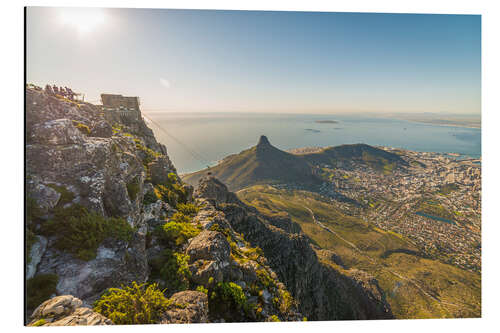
[26,88,175,307]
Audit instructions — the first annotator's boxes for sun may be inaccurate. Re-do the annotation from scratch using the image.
[58,7,107,35]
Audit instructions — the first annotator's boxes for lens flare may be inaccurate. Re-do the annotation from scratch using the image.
[59,7,106,34]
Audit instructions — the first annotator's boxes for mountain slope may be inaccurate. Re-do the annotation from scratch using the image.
[237,185,481,319]
[194,176,393,320]
[183,136,319,191]
[299,143,408,173]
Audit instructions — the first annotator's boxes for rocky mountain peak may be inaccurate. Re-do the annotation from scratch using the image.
[257,135,271,147]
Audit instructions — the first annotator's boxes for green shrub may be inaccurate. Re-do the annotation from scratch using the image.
[176,203,199,216]
[161,220,200,246]
[154,184,179,207]
[196,285,208,294]
[243,246,265,261]
[27,274,59,312]
[277,289,294,315]
[153,174,189,206]
[47,183,75,207]
[256,269,276,289]
[93,282,171,325]
[31,319,46,327]
[72,120,90,135]
[269,315,280,322]
[135,140,162,166]
[41,205,134,261]
[170,212,192,224]
[126,179,140,201]
[149,250,191,293]
[209,282,251,318]
[143,190,159,205]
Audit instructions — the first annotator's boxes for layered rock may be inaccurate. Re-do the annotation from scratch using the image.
[161,291,209,324]
[26,88,176,308]
[28,295,113,326]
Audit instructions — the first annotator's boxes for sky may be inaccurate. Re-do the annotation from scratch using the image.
[26,7,481,114]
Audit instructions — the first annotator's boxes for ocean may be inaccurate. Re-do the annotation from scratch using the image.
[145,112,481,174]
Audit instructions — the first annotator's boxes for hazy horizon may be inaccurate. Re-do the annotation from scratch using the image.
[27,7,481,115]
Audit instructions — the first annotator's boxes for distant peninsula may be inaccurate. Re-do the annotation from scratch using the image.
[315,120,339,124]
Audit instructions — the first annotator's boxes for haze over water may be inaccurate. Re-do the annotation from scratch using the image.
[146,113,481,174]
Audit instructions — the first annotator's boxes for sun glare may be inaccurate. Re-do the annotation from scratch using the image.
[59,8,107,34]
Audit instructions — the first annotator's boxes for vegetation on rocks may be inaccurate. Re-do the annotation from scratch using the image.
[93,282,172,325]
[208,282,252,320]
[27,274,59,312]
[149,250,191,293]
[134,138,162,166]
[176,203,199,216]
[72,120,91,135]
[154,173,189,206]
[41,204,134,261]
[161,221,201,246]
[47,183,75,207]
[126,178,140,201]
[143,190,159,205]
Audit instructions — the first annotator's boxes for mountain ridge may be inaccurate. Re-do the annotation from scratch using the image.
[183,136,407,191]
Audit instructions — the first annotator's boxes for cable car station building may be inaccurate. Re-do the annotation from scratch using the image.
[101,94,141,121]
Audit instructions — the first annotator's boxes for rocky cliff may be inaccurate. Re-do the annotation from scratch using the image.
[25,87,392,325]
[194,176,393,320]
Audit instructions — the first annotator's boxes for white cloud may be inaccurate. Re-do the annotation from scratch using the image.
[160,78,171,89]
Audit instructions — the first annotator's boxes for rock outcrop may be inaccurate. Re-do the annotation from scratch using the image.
[28,295,113,326]
[161,291,209,324]
[26,88,175,308]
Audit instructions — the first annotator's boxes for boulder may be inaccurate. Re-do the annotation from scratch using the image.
[30,119,85,145]
[27,235,48,279]
[161,291,209,324]
[90,120,113,138]
[149,156,176,185]
[27,181,61,213]
[29,295,112,326]
[186,231,230,263]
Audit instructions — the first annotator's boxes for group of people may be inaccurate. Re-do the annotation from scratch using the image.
[45,84,77,101]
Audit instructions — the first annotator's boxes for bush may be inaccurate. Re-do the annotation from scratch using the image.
[154,184,179,207]
[27,274,59,312]
[41,205,134,261]
[126,179,140,201]
[256,269,276,289]
[209,282,251,319]
[153,174,189,206]
[277,289,294,315]
[31,319,46,327]
[161,220,200,246]
[72,120,90,135]
[93,282,171,325]
[149,250,191,293]
[176,203,199,216]
[196,285,208,294]
[143,190,159,205]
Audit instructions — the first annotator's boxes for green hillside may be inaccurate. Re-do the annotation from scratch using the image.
[183,137,407,190]
[182,136,319,191]
[300,143,408,173]
[237,185,481,319]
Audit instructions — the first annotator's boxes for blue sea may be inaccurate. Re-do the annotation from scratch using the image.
[145,113,481,174]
